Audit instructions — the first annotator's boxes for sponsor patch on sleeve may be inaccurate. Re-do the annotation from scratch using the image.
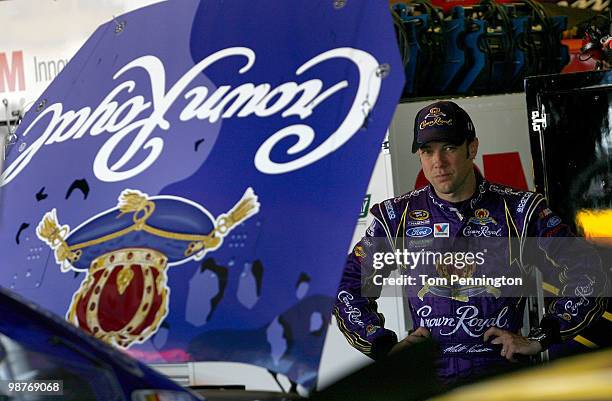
[546,216,561,228]
[366,324,379,336]
[384,200,396,219]
[354,245,366,260]
[516,192,533,213]
[539,208,552,218]
[543,224,565,237]
[366,220,377,236]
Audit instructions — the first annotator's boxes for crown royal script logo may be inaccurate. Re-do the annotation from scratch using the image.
[2,47,382,186]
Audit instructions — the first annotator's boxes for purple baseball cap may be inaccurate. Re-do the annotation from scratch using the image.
[412,101,475,153]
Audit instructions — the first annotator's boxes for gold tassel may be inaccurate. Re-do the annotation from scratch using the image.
[118,191,149,214]
[117,190,155,230]
[184,188,260,257]
[216,188,260,234]
[37,210,80,263]
[37,214,62,245]
[228,197,258,226]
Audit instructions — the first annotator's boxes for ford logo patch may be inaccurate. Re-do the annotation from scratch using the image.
[406,227,433,237]
[547,216,561,228]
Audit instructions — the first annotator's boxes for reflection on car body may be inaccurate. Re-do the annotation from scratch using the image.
[0,286,201,401]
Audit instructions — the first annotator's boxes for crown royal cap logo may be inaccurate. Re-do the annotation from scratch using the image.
[37,188,260,348]
[419,107,453,130]
[424,107,446,119]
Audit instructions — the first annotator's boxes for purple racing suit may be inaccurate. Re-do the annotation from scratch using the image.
[334,173,607,383]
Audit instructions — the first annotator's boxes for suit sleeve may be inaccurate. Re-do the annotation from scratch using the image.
[524,195,608,343]
[334,203,399,360]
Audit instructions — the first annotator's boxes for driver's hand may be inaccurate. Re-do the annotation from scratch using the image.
[389,327,431,355]
[484,327,542,362]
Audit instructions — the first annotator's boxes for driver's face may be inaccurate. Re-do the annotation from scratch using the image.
[418,140,478,197]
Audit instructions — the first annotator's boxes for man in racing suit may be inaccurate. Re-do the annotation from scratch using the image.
[334,101,607,384]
